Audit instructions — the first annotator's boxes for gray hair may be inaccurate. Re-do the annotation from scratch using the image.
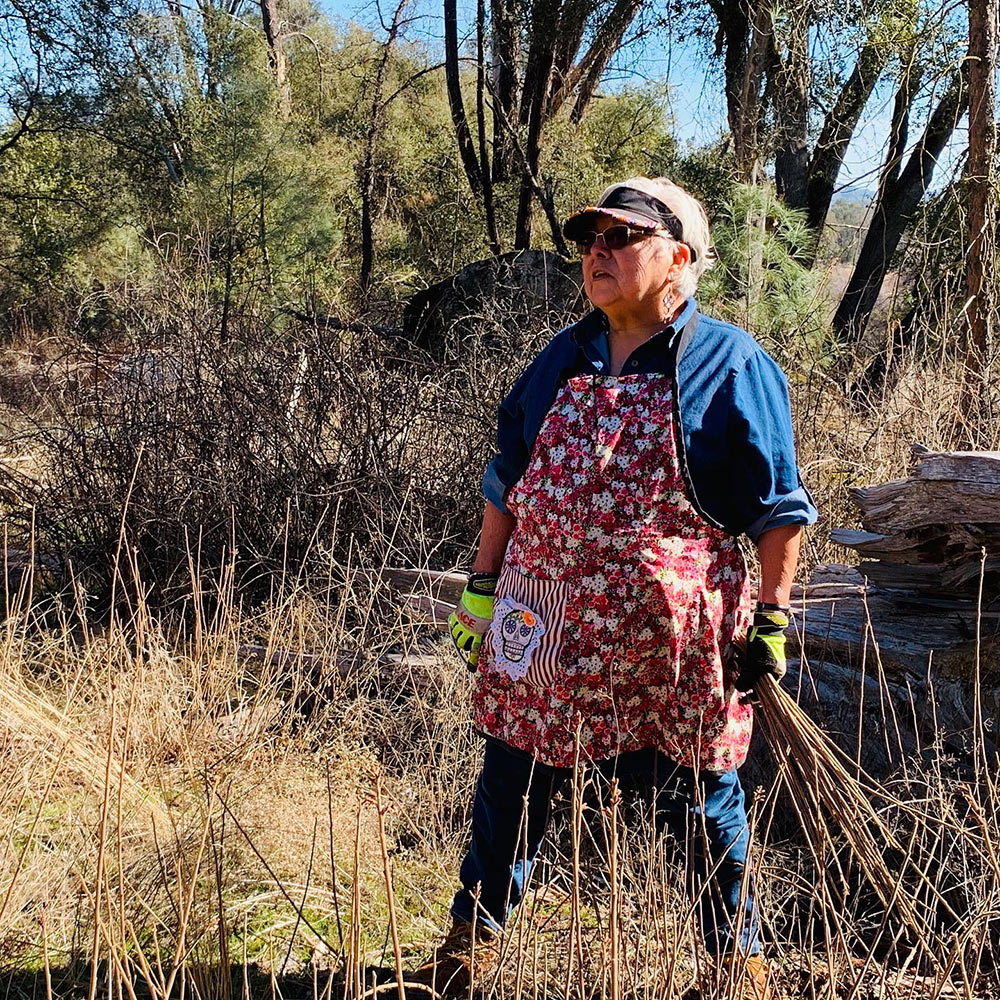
[596,176,714,298]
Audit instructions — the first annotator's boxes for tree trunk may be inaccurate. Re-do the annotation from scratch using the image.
[540,0,642,123]
[709,0,749,161]
[802,39,887,233]
[705,0,774,181]
[549,0,590,109]
[477,0,501,255]
[518,0,561,127]
[965,0,997,384]
[833,70,969,345]
[444,0,483,196]
[489,0,519,182]
[360,0,409,301]
[773,12,809,208]
[451,0,641,245]
[514,0,561,249]
[260,0,291,119]
[568,0,643,123]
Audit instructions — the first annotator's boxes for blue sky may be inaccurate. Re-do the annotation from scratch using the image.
[317,0,970,196]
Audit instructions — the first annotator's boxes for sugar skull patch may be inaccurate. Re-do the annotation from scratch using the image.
[490,596,547,681]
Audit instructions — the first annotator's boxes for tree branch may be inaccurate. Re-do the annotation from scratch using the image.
[802,36,889,233]
[444,0,483,196]
[488,82,569,256]
[0,47,40,159]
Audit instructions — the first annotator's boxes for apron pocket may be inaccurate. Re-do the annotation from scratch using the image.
[488,565,569,686]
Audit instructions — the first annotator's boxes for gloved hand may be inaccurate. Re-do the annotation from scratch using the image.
[448,573,497,671]
[735,608,789,692]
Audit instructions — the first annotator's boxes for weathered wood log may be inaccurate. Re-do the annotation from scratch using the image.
[857,557,1000,593]
[237,642,452,707]
[830,525,995,565]
[791,567,1000,762]
[850,478,1000,531]
[793,564,999,687]
[238,643,362,678]
[855,561,946,591]
[356,566,466,607]
[911,446,1000,483]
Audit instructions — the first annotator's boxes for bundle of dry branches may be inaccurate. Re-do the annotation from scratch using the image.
[754,675,956,965]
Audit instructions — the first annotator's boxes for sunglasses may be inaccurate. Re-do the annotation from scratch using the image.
[573,224,660,255]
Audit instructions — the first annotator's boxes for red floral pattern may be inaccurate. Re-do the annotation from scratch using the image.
[473,374,753,771]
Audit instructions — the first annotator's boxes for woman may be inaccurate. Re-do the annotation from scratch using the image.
[432,177,817,999]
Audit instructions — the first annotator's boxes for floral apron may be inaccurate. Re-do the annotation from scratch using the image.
[473,373,754,771]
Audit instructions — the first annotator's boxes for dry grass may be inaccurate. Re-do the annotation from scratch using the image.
[0,549,997,1000]
[0,283,998,998]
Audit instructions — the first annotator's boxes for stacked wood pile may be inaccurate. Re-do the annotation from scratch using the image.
[831,446,1000,601]
[790,446,1000,764]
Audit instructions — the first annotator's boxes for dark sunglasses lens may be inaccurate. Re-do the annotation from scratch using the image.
[603,226,631,250]
[574,232,597,254]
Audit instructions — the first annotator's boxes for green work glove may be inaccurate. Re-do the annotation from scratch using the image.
[448,573,497,671]
[735,608,789,692]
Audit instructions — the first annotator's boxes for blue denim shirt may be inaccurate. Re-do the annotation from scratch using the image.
[482,298,818,544]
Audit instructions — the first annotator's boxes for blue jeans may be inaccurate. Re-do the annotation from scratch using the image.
[451,737,760,956]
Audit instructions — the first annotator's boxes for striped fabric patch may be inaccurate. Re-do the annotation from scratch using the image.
[491,564,568,687]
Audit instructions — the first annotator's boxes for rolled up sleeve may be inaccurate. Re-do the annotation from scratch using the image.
[482,458,512,513]
[728,352,818,544]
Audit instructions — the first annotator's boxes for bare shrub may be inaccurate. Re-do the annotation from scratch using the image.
[0,272,580,610]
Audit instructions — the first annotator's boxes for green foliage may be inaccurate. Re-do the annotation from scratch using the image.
[0,1,830,349]
[544,84,679,236]
[658,139,739,220]
[0,127,131,308]
[699,183,829,356]
[170,42,347,314]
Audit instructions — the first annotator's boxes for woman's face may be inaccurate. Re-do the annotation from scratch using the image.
[581,215,690,320]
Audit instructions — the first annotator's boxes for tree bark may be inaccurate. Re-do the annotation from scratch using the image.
[444,0,483,196]
[550,0,590,109]
[489,0,519,182]
[833,70,969,345]
[260,0,291,119]
[568,0,644,123]
[518,0,561,127]
[709,0,774,181]
[537,0,643,123]
[773,11,809,208]
[880,60,921,196]
[514,0,561,249]
[965,0,997,379]
[708,0,749,155]
[802,39,887,233]
[477,0,501,255]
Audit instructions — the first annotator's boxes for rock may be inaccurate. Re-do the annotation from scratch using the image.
[402,250,586,359]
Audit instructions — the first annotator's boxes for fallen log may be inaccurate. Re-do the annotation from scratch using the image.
[911,446,1000,482]
[850,478,1000,532]
[792,564,1000,751]
[830,524,991,565]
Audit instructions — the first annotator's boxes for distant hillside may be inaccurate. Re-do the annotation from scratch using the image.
[832,185,875,207]
[821,191,873,264]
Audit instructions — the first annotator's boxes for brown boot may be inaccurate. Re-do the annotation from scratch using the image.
[720,954,778,1000]
[411,920,500,996]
